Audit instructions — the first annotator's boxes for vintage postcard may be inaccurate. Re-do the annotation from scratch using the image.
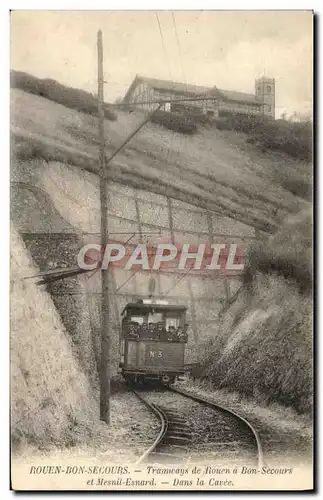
[10,10,313,491]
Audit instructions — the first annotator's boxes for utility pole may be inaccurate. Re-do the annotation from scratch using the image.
[97,29,111,424]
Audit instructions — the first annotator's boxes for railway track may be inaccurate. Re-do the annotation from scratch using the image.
[132,385,264,467]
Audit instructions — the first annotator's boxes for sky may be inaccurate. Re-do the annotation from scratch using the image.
[10,10,313,116]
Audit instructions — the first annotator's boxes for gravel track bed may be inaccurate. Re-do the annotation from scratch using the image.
[137,388,257,465]
[175,380,312,467]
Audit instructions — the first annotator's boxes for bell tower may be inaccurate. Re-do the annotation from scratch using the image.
[255,76,275,119]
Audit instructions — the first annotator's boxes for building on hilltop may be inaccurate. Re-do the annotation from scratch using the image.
[122,75,275,119]
[255,76,275,118]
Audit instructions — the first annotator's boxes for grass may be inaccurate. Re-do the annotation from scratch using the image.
[11,70,117,121]
[11,88,311,235]
[214,112,312,202]
[195,210,312,414]
[175,378,312,464]
[242,209,312,293]
[215,111,312,162]
[151,109,197,134]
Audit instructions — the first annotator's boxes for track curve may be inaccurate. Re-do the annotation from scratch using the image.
[170,386,264,468]
[131,385,264,468]
[133,388,169,465]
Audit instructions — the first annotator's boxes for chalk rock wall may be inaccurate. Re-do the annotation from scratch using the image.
[11,155,256,375]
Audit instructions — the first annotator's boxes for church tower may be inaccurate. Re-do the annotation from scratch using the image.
[255,76,275,119]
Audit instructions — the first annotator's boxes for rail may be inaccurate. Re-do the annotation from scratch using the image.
[132,388,168,465]
[131,385,264,467]
[169,386,264,468]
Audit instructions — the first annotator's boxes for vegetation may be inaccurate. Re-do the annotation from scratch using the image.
[170,103,208,124]
[243,209,312,293]
[196,209,313,413]
[215,110,312,162]
[11,70,117,121]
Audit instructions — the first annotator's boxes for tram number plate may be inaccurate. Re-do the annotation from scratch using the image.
[148,349,163,359]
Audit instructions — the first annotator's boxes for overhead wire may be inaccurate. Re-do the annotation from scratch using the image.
[155,12,173,82]
[171,11,188,92]
[162,264,195,297]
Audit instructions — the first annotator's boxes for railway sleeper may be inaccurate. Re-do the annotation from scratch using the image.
[168,423,191,430]
[196,440,247,447]
[166,430,192,438]
[163,411,183,417]
[163,435,190,446]
[168,428,191,436]
[167,418,189,425]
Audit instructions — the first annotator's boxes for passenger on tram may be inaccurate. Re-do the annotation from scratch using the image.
[167,325,177,342]
[140,322,149,339]
[127,321,140,340]
[148,322,158,339]
[156,322,165,341]
[176,326,185,341]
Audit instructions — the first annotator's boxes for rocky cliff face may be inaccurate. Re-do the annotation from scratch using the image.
[10,227,99,448]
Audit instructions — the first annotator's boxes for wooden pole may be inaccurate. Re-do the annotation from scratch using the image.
[97,29,110,424]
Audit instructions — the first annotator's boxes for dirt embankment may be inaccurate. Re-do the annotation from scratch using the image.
[10,226,102,449]
[197,209,312,414]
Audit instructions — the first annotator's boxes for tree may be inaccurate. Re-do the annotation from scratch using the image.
[288,111,312,123]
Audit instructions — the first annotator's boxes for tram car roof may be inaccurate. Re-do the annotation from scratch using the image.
[122,301,187,315]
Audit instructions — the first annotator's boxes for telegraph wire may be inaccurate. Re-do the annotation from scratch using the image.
[162,264,195,297]
[171,12,188,92]
[155,12,173,82]
[115,269,140,293]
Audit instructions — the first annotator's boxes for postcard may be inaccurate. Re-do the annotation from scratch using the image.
[10,9,313,491]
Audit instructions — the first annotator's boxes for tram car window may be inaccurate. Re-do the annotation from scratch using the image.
[148,312,163,324]
[165,316,180,330]
[130,315,144,324]
[119,300,189,385]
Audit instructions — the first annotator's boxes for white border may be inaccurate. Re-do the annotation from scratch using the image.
[3,4,318,499]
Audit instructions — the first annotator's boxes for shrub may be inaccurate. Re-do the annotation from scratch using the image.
[11,70,117,121]
[193,209,313,413]
[215,110,312,161]
[214,117,233,131]
[280,175,312,201]
[243,209,312,294]
[151,110,197,134]
[171,103,209,125]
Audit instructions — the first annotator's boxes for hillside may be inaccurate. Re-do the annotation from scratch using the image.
[195,208,313,413]
[11,88,309,234]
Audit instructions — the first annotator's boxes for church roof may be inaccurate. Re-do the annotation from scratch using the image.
[135,76,211,96]
[123,75,262,105]
[217,89,261,105]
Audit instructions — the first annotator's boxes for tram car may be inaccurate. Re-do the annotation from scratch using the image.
[119,299,188,385]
